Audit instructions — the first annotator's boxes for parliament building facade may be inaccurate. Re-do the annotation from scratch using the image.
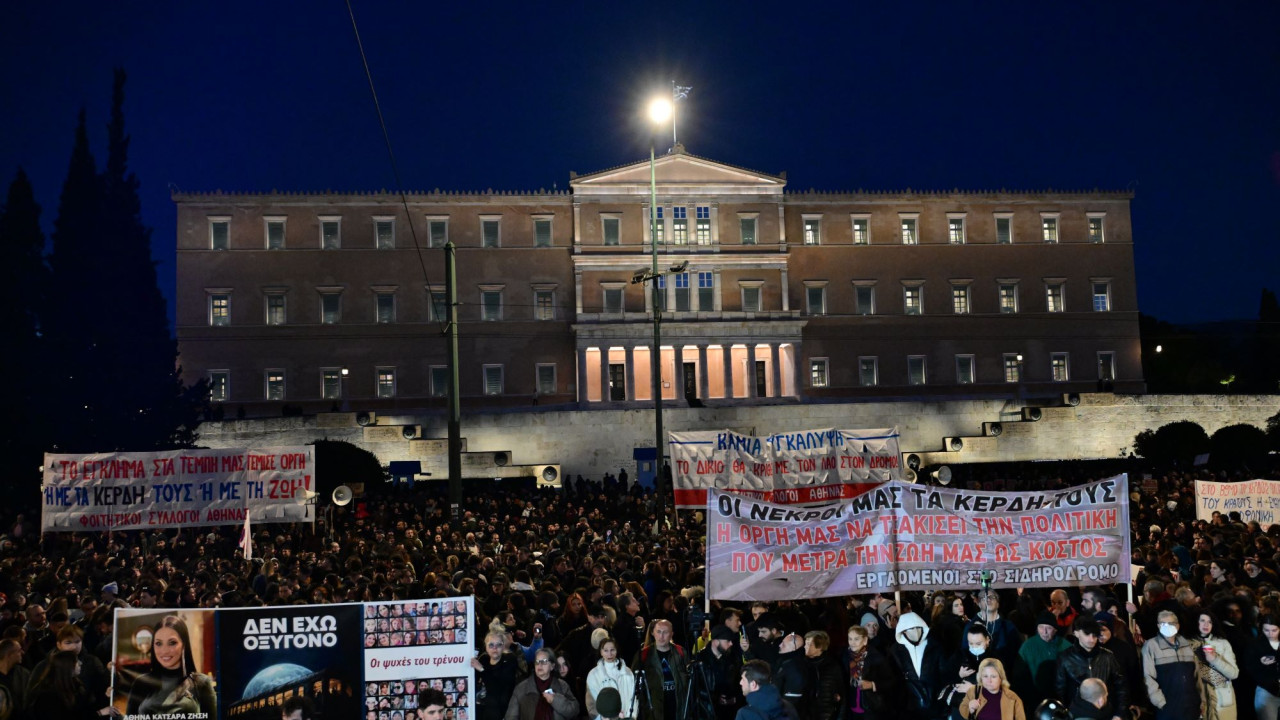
[175,147,1142,416]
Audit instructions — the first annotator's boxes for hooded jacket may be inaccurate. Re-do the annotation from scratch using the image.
[735,684,797,720]
[889,612,948,718]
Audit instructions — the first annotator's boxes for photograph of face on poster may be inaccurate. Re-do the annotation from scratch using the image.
[111,609,218,720]
[364,675,469,720]
[364,598,475,720]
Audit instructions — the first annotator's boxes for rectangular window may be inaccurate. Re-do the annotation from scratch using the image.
[740,217,757,245]
[210,294,230,326]
[534,218,552,248]
[655,275,668,312]
[996,216,1012,244]
[1092,282,1112,312]
[806,286,826,316]
[265,294,286,326]
[482,219,500,248]
[908,356,927,385]
[858,357,878,387]
[956,355,975,384]
[999,284,1019,313]
[1098,351,1116,381]
[603,287,623,314]
[948,218,966,244]
[1042,216,1058,243]
[855,286,875,315]
[602,217,620,246]
[209,371,229,402]
[428,219,448,248]
[321,294,341,324]
[810,359,829,388]
[265,370,286,400]
[210,219,229,250]
[742,286,761,312]
[852,217,869,245]
[427,291,447,322]
[1051,353,1070,382]
[674,272,691,312]
[653,206,664,244]
[1089,216,1105,244]
[483,365,504,395]
[481,290,502,321]
[430,366,448,397]
[536,364,556,395]
[671,206,688,245]
[376,368,396,398]
[321,369,342,400]
[376,292,395,323]
[266,219,285,250]
[903,286,922,315]
[952,285,970,315]
[535,290,554,320]
[1046,283,1065,313]
[697,271,714,310]
[900,217,918,245]
[321,219,340,249]
[1003,354,1022,383]
[695,206,711,245]
[803,218,821,245]
[375,219,395,249]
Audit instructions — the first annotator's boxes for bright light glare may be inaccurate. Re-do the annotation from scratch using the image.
[648,98,672,123]
[1155,345,1163,353]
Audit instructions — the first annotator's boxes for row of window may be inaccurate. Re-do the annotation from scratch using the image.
[207,215,554,251]
[808,351,1117,388]
[208,364,556,402]
[798,212,1104,246]
[803,280,1113,316]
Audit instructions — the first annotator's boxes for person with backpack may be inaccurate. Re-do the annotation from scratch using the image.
[737,660,799,720]
[634,619,688,720]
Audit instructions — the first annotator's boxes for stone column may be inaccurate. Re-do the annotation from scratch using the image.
[792,343,804,399]
[781,268,790,312]
[713,269,723,312]
[600,348,611,402]
[672,343,684,401]
[698,345,709,400]
[770,343,782,398]
[625,346,636,401]
[722,344,734,399]
[746,344,758,398]
[577,348,589,404]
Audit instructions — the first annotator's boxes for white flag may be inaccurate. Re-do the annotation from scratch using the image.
[239,510,252,560]
[673,85,692,101]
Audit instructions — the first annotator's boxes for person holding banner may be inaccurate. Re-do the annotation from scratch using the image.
[957,659,1026,720]
[124,615,216,718]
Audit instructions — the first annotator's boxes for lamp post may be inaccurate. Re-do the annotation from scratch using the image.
[648,97,671,533]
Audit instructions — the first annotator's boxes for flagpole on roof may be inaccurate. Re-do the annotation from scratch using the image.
[671,82,692,149]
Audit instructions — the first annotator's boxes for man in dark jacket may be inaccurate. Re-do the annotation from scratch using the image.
[636,619,689,720]
[804,630,845,720]
[889,612,948,720]
[748,614,784,668]
[689,625,745,720]
[1055,618,1130,720]
[1069,678,1111,720]
[737,660,799,720]
[773,633,812,719]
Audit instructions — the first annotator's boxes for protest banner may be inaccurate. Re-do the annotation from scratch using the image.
[41,446,315,532]
[364,598,475,720]
[111,608,218,719]
[1195,479,1280,529]
[669,427,901,509]
[706,474,1131,600]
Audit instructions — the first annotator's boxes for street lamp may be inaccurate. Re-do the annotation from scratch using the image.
[649,97,671,532]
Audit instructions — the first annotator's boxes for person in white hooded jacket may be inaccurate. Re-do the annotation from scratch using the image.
[586,636,638,720]
[889,611,949,720]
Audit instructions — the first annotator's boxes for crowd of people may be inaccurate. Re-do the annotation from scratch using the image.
[0,463,1278,720]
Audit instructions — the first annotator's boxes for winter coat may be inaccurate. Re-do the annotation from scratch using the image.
[958,686,1027,720]
[687,646,743,720]
[505,675,581,720]
[889,612,950,720]
[1198,634,1240,720]
[735,684,798,720]
[1141,634,1203,720]
[587,657,639,719]
[1055,644,1131,710]
[808,651,846,720]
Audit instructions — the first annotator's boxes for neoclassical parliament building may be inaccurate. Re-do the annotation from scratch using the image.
[175,146,1142,416]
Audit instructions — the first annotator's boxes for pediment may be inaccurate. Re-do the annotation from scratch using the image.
[571,149,785,197]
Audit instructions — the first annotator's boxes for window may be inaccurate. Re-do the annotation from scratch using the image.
[430,366,448,397]
[956,355,975,384]
[481,288,503,321]
[803,216,821,245]
[652,206,664,244]
[1003,354,1022,383]
[999,283,1019,313]
[1097,351,1116,381]
[900,215,919,245]
[810,358,829,388]
[1051,353,1070,382]
[855,285,875,315]
[903,285,923,315]
[376,292,395,323]
[483,365,504,395]
[858,357,879,387]
[1046,283,1065,313]
[428,290,447,322]
[1088,214,1106,244]
[321,369,342,400]
[948,216,966,244]
[671,206,688,245]
[1092,281,1112,312]
[695,206,711,245]
[209,218,230,250]
[952,284,970,314]
[805,284,827,316]
[655,275,668,312]
[535,289,555,320]
[536,364,556,395]
[265,370,286,400]
[603,286,624,314]
[209,371,229,402]
[851,215,870,245]
[534,217,552,248]
[908,356,927,385]
[376,368,396,398]
[1041,214,1059,244]
[210,294,230,326]
[320,293,341,324]
[674,273,690,312]
[265,218,285,250]
[741,283,762,313]
[481,218,500,248]
[697,271,714,310]
[320,217,341,249]
[740,216,757,245]
[995,214,1013,244]
[602,216,620,246]
[265,294,286,326]
[375,218,395,249]
[428,218,448,248]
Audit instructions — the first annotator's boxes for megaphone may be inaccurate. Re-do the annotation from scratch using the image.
[332,485,353,506]
[931,466,953,486]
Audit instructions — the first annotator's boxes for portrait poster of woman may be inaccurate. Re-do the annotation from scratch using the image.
[111,609,218,719]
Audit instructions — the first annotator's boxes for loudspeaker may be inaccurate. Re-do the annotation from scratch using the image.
[903,469,917,483]
[944,437,965,452]
[931,466,953,485]
[402,425,420,439]
[1064,393,1081,407]
[493,452,510,467]
[356,411,375,426]
[332,485,353,506]
[1022,407,1043,422]
[905,453,922,471]
[983,422,1003,437]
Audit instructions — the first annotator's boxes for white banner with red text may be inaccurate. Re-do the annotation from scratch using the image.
[669,427,901,508]
[1195,479,1280,529]
[41,447,315,532]
[706,474,1131,600]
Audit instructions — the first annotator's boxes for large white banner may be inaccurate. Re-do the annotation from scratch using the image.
[669,428,901,508]
[1195,479,1280,529]
[42,447,315,532]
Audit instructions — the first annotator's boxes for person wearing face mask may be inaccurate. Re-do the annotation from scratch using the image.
[945,626,996,719]
[964,591,1022,667]
[1244,615,1280,720]
[1196,611,1240,720]
[1055,618,1129,720]
[890,612,948,720]
[1141,611,1203,720]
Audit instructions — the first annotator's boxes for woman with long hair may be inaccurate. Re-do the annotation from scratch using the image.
[25,649,105,719]
[125,615,216,716]
[958,658,1026,720]
[1197,610,1241,720]
[586,637,637,720]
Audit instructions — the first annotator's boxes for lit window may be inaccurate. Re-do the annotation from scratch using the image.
[803,217,821,245]
[995,215,1013,244]
[806,286,826,316]
[376,292,395,323]
[602,217,620,246]
[210,294,230,326]
[900,217,918,245]
[320,218,341,249]
[376,368,396,398]
[534,218,552,248]
[483,365,504,395]
[652,206,664,244]
[810,359,829,388]
[428,219,448,248]
[851,216,869,245]
[481,290,502,321]
[908,356,927,385]
[955,355,975,384]
[903,286,923,315]
[265,219,285,249]
[1046,283,1065,313]
[1088,215,1106,244]
[209,371,229,402]
[1051,353,1070,382]
[321,369,342,400]
[320,293,341,324]
[858,357,878,387]
[740,216,757,245]
[674,272,690,312]
[695,206,711,245]
[535,290,555,321]
[1003,354,1022,383]
[1092,282,1112,312]
[671,206,688,245]
[210,219,230,250]
[375,219,395,249]
[265,370,286,400]
[1042,216,1058,244]
[948,217,965,244]
[481,218,500,248]
[952,285,970,315]
[855,286,875,315]
[536,364,556,395]
[999,283,1019,313]
[697,271,714,310]
[265,294,286,326]
[429,366,448,397]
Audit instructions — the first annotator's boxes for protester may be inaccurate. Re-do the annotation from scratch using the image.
[505,648,580,720]
[586,637,637,720]
[959,658,1026,720]
[1141,610,1202,720]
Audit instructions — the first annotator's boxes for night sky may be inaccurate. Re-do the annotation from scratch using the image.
[3,1,1277,326]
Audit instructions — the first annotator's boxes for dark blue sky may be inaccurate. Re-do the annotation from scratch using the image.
[3,1,1277,325]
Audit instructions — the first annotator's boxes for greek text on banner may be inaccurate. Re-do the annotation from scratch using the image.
[1195,479,1280,529]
